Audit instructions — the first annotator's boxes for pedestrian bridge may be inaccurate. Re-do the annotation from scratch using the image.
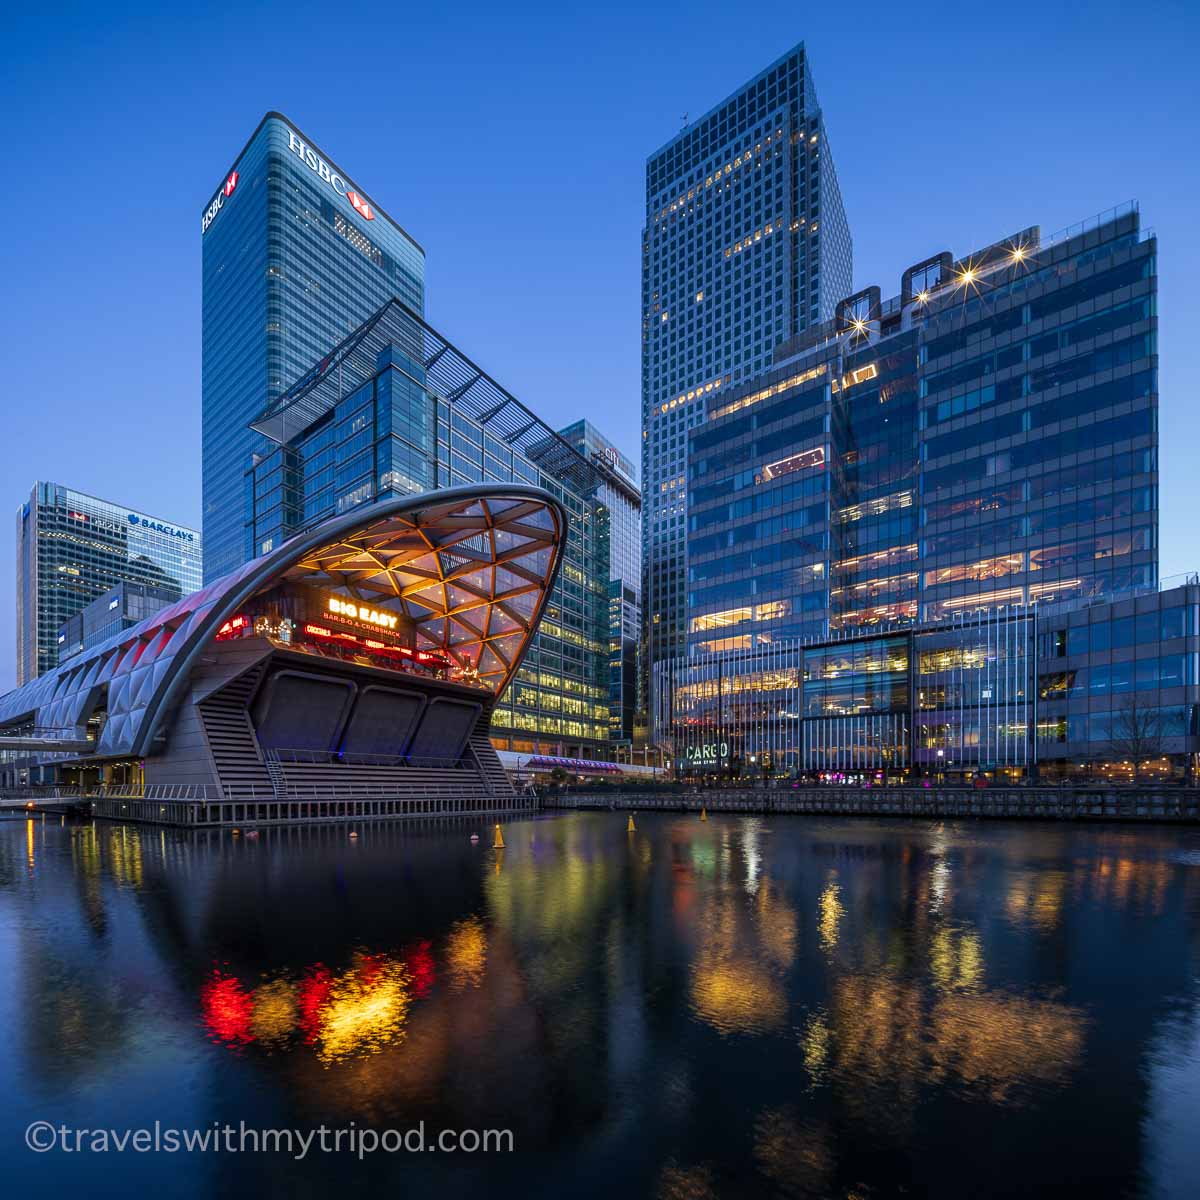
[0,727,93,752]
[0,791,88,814]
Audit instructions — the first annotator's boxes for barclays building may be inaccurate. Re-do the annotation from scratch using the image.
[201,113,425,583]
[15,482,202,685]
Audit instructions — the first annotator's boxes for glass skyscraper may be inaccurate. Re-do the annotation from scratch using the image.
[15,482,202,685]
[201,112,425,582]
[558,420,642,744]
[641,43,852,718]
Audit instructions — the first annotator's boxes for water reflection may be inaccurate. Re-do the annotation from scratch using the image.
[817,877,844,951]
[1,813,1199,1199]
[444,917,487,991]
[200,947,437,1064]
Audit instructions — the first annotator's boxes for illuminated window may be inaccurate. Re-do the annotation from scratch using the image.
[709,364,825,420]
[756,446,825,484]
[926,587,1026,617]
[924,555,1025,587]
[837,491,913,524]
[690,607,752,633]
[696,635,752,653]
[831,363,879,393]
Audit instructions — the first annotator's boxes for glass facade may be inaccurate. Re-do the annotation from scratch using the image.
[244,301,612,757]
[682,206,1157,668]
[658,582,1198,781]
[15,482,202,684]
[202,113,425,582]
[557,420,642,744]
[660,204,1164,773]
[56,581,180,664]
[1036,588,1198,781]
[913,614,1033,772]
[642,43,853,710]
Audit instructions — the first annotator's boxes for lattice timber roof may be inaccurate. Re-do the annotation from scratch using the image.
[281,491,561,689]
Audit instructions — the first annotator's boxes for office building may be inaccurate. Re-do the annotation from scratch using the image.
[56,581,180,664]
[15,483,202,685]
[656,204,1160,778]
[202,112,425,581]
[558,420,642,744]
[245,299,612,757]
[641,42,852,717]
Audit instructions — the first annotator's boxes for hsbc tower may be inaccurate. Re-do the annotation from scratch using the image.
[201,113,425,581]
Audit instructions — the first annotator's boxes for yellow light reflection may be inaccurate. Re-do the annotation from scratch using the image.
[753,1107,834,1195]
[830,975,1086,1107]
[108,826,144,889]
[800,1012,832,1081]
[1006,872,1066,933]
[317,955,410,1065]
[251,979,298,1046]
[756,882,798,967]
[656,1162,719,1200]
[930,927,984,992]
[818,880,844,950]
[445,915,488,991]
[690,957,787,1035]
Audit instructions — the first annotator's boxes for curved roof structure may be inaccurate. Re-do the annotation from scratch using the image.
[0,485,566,760]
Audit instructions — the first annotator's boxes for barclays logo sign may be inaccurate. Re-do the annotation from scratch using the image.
[128,513,195,543]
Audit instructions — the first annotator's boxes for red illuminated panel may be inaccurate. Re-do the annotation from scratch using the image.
[215,615,250,640]
[303,623,450,670]
[347,191,374,220]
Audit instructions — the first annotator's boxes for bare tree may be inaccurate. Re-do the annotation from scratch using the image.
[1107,698,1166,782]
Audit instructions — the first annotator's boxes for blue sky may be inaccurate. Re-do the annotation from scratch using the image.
[0,0,1196,686]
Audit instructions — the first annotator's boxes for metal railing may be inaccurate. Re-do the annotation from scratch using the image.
[274,782,496,800]
[266,748,470,769]
[81,782,503,804]
[549,786,1200,821]
[88,783,226,800]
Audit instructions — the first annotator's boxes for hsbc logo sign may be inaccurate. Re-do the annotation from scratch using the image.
[286,130,374,220]
[347,190,374,220]
[201,171,239,234]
